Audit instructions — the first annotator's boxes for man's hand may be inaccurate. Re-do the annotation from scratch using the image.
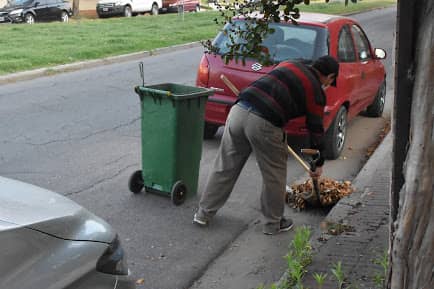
[309,166,323,178]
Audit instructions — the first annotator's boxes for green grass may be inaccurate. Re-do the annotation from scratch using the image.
[0,13,221,75]
[0,0,396,75]
[302,0,396,15]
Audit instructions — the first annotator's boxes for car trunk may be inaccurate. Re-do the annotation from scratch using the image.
[206,54,276,103]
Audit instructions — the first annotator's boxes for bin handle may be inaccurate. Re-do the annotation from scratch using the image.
[136,86,172,97]
[139,62,145,86]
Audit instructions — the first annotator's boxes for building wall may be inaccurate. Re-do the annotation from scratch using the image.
[79,0,98,11]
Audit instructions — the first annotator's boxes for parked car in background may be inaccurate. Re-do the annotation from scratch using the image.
[196,12,387,159]
[96,0,162,18]
[0,0,72,24]
[0,176,135,289]
[162,0,200,13]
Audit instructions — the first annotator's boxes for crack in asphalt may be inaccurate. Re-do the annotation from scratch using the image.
[65,162,138,196]
[17,117,140,146]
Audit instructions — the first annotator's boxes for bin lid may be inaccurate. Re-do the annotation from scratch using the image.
[135,83,214,100]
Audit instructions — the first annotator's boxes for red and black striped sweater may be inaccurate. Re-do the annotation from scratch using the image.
[238,61,326,166]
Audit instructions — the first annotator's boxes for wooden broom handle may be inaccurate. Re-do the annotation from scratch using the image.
[220,74,240,95]
[287,145,311,173]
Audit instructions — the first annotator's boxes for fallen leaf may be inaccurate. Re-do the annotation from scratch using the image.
[136,278,145,285]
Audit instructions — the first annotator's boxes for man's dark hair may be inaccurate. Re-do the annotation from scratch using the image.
[312,56,340,87]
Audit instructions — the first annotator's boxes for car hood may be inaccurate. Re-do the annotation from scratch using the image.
[0,177,115,243]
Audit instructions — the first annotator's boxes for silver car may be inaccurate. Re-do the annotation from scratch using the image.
[0,176,135,289]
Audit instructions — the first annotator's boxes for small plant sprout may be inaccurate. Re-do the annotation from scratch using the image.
[312,272,328,289]
[292,226,313,267]
[331,261,345,289]
[373,250,389,288]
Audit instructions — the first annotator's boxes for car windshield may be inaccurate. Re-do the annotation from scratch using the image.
[5,0,32,7]
[212,21,329,63]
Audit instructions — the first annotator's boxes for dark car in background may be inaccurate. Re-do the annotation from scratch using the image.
[0,0,72,24]
[196,12,386,159]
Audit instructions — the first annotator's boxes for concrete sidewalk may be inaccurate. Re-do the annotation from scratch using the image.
[285,132,392,288]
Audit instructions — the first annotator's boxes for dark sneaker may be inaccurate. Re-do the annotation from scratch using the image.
[193,212,208,226]
[263,217,294,235]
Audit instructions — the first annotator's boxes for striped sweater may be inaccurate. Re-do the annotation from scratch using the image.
[238,61,326,165]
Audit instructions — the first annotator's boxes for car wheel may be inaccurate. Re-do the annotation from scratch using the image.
[365,81,386,117]
[123,5,132,17]
[60,11,69,22]
[324,106,347,160]
[204,122,219,139]
[151,3,159,15]
[24,13,35,24]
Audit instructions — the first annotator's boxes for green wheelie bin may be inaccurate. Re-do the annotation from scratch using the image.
[128,83,214,205]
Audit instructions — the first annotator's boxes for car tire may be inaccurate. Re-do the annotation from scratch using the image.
[203,123,219,139]
[123,5,132,17]
[365,81,386,117]
[151,3,159,15]
[324,106,347,160]
[24,13,35,24]
[60,11,69,22]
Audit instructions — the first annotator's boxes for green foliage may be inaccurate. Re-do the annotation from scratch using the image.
[285,226,313,287]
[312,272,327,289]
[372,250,389,288]
[291,226,313,267]
[331,261,345,289]
[202,0,308,65]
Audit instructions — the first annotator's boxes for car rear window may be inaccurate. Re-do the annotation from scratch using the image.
[212,21,329,63]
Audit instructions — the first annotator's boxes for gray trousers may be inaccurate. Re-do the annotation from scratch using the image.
[198,104,288,229]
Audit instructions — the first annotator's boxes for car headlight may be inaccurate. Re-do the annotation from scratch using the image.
[96,235,129,275]
[115,1,122,5]
[9,8,23,15]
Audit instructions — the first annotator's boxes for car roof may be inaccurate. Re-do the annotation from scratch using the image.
[235,11,347,27]
[296,12,344,24]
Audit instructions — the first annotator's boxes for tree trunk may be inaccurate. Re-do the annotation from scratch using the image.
[73,0,80,17]
[389,1,434,288]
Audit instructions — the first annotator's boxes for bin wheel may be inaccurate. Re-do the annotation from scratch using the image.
[171,181,187,206]
[129,170,144,194]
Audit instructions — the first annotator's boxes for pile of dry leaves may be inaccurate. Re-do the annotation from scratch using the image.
[285,177,354,209]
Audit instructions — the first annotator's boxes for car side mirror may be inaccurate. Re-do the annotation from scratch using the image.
[374,48,386,59]
[34,1,40,7]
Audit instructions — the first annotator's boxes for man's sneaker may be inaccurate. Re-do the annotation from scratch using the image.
[263,217,294,235]
[193,212,208,226]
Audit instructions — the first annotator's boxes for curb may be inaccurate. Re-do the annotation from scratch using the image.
[0,41,202,85]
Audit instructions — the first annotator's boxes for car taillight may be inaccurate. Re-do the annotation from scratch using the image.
[196,55,209,87]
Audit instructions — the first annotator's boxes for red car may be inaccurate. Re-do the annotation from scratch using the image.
[196,12,386,159]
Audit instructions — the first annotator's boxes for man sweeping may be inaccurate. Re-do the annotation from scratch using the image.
[193,55,339,235]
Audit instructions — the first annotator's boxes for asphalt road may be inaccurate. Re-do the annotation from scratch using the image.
[0,6,396,289]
